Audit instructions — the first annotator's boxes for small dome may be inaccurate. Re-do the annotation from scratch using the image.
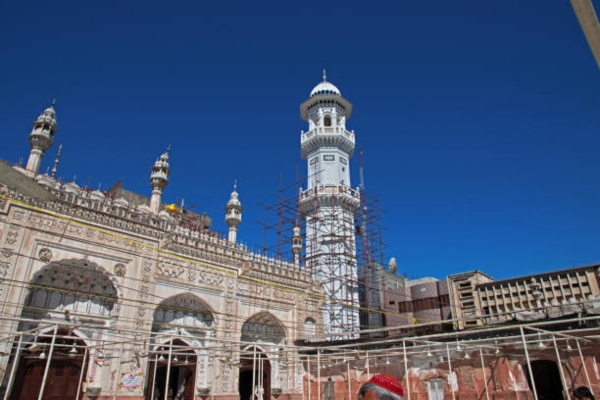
[137,204,152,214]
[227,190,241,207]
[36,174,56,187]
[388,257,397,274]
[44,106,56,118]
[63,182,81,194]
[158,210,173,220]
[89,190,105,200]
[36,101,57,124]
[310,81,341,97]
[114,197,129,207]
[159,152,169,162]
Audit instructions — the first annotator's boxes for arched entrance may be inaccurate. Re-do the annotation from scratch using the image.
[239,312,286,400]
[149,293,215,399]
[525,360,564,400]
[239,349,271,400]
[10,331,88,400]
[146,340,197,400]
[9,259,118,399]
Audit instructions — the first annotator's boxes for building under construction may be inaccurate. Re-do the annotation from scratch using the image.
[0,76,599,400]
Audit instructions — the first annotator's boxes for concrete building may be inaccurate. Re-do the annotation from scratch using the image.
[448,264,600,330]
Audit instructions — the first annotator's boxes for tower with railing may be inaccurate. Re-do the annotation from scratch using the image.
[298,71,361,340]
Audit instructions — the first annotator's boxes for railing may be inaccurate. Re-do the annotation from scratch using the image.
[299,184,360,200]
[300,127,355,142]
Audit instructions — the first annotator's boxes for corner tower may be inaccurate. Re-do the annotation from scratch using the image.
[225,182,243,243]
[25,101,57,177]
[298,71,360,340]
[149,150,170,214]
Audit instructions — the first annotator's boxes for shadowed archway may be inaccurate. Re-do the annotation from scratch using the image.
[525,360,564,400]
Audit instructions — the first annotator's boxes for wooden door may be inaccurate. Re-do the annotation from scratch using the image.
[11,361,82,400]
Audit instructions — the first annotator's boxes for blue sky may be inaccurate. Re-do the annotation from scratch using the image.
[1,0,599,280]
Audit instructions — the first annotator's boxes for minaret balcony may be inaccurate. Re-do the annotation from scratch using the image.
[301,126,354,142]
[298,184,360,211]
[301,127,355,158]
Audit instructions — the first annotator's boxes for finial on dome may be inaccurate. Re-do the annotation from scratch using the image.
[166,143,171,152]
[51,98,56,107]
[322,69,327,82]
[233,179,237,192]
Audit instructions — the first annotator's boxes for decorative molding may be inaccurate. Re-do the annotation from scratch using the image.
[114,263,126,277]
[157,262,185,277]
[38,247,53,262]
[134,256,154,337]
[6,225,20,244]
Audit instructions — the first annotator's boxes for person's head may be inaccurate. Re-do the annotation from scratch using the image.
[572,386,595,400]
[358,375,404,400]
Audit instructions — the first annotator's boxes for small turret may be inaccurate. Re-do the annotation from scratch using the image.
[149,149,170,214]
[25,100,57,177]
[291,225,303,267]
[225,181,243,243]
[388,257,397,275]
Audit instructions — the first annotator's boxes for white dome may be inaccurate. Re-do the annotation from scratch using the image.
[114,197,129,207]
[44,106,56,117]
[63,182,81,194]
[89,190,105,201]
[137,204,152,214]
[159,210,173,220]
[227,190,241,207]
[310,81,341,97]
[36,174,56,188]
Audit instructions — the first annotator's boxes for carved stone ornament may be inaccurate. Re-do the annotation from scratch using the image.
[38,248,53,262]
[114,263,126,277]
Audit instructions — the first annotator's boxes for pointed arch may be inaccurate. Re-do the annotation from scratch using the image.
[152,293,215,334]
[241,312,286,344]
[20,258,119,332]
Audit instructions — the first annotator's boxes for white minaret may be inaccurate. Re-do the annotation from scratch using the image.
[298,71,361,340]
[25,101,57,177]
[149,150,170,214]
[291,225,303,268]
[225,182,242,243]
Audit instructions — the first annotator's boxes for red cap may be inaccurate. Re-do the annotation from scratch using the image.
[369,375,404,397]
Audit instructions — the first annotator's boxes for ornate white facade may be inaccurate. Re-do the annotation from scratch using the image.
[0,101,324,400]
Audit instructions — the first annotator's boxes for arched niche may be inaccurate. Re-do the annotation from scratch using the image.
[241,312,286,345]
[152,293,215,335]
[303,317,316,337]
[21,258,119,330]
